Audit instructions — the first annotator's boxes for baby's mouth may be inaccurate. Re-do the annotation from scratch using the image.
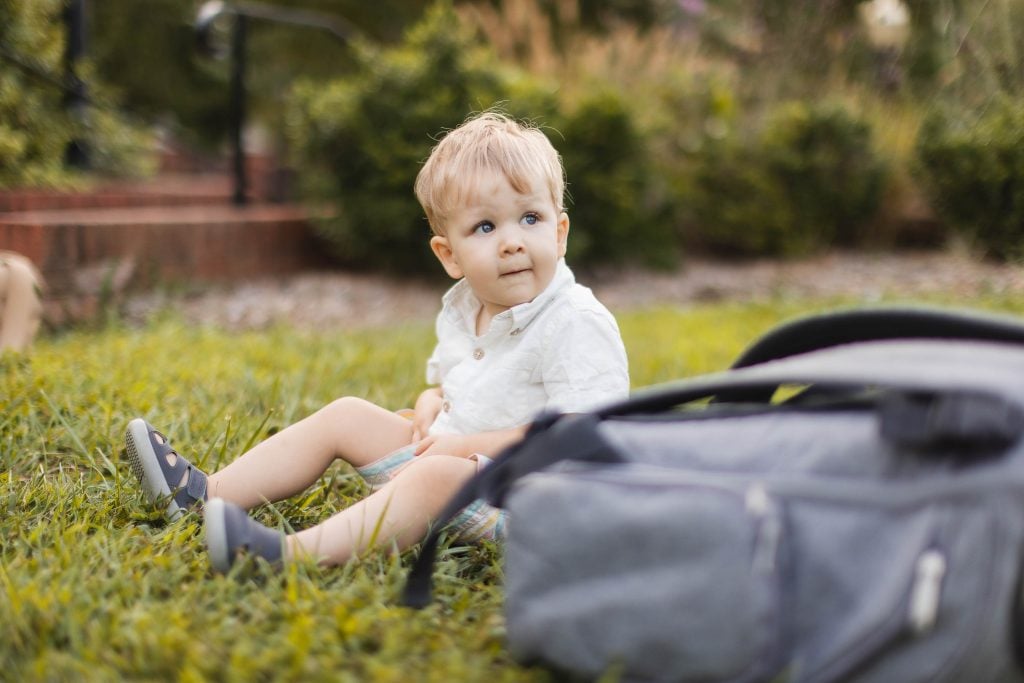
[501,267,532,277]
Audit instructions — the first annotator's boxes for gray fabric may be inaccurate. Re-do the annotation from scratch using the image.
[502,339,1024,682]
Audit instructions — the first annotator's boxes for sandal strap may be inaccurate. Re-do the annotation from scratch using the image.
[149,428,189,483]
[174,467,208,508]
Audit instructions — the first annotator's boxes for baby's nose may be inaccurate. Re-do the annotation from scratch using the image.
[500,230,526,253]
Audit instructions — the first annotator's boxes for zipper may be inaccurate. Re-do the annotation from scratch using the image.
[746,484,782,574]
[909,549,947,635]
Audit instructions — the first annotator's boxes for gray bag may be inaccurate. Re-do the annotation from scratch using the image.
[404,307,1024,682]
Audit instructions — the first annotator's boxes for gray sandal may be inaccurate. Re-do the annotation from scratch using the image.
[125,418,208,520]
[204,498,284,572]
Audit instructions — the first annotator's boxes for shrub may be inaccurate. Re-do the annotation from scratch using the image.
[762,102,887,246]
[0,0,156,187]
[286,3,559,273]
[0,0,72,187]
[560,89,677,268]
[915,96,1024,261]
[686,101,886,257]
[288,3,675,273]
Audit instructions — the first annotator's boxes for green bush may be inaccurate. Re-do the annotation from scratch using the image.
[286,3,540,273]
[916,96,1024,261]
[0,0,156,187]
[561,89,676,268]
[288,2,682,273]
[0,0,72,187]
[686,101,885,257]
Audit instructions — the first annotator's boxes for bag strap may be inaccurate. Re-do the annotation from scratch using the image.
[402,412,622,608]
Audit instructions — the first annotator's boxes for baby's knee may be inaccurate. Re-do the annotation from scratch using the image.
[322,396,375,418]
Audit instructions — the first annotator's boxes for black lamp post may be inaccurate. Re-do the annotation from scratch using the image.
[64,0,89,169]
[229,12,248,206]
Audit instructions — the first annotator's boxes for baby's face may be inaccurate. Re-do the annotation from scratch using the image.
[430,169,569,321]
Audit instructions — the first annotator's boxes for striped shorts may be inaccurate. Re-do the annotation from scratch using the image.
[355,443,507,543]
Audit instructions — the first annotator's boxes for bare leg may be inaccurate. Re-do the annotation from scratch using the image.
[286,454,477,565]
[0,252,43,352]
[208,397,415,509]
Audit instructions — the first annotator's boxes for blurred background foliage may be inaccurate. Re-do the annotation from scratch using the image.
[0,0,154,185]
[2,0,1024,266]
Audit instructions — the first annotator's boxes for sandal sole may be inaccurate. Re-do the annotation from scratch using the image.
[125,418,184,521]
[204,498,232,573]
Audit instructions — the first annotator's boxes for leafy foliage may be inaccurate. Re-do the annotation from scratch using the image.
[915,96,1024,261]
[0,0,72,187]
[561,89,676,268]
[686,101,886,257]
[0,0,156,187]
[288,3,678,273]
[286,3,555,273]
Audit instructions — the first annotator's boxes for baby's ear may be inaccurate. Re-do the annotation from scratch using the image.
[557,211,570,258]
[430,236,463,279]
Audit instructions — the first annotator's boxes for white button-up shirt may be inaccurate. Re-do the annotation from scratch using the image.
[427,260,629,436]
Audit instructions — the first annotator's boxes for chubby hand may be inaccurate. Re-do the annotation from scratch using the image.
[412,387,444,442]
[413,434,474,459]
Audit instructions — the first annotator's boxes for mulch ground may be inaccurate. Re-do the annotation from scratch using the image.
[121,249,1024,331]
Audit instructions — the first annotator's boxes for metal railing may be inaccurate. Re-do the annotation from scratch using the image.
[195,1,356,205]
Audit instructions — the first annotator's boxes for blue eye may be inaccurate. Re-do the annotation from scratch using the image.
[522,213,539,226]
[474,221,495,234]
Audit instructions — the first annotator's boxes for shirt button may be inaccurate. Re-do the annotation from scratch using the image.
[442,401,451,412]
[473,348,485,360]
[510,328,521,336]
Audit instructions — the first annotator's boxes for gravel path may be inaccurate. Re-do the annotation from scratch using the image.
[123,250,1024,331]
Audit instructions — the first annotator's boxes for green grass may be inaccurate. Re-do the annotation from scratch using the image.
[5,293,1024,680]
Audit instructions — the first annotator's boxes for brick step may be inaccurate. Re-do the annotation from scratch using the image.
[0,203,331,303]
[0,174,242,213]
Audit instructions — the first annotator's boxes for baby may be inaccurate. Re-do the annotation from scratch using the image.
[125,111,629,570]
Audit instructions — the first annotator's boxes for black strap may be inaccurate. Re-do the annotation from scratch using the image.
[878,390,1024,452]
[402,412,623,608]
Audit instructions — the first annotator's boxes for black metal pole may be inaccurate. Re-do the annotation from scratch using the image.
[63,0,89,169]
[230,13,248,205]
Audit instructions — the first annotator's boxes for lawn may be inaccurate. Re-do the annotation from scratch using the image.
[4,293,1024,681]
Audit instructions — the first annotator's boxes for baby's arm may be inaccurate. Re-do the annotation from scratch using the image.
[413,425,528,459]
[412,387,444,441]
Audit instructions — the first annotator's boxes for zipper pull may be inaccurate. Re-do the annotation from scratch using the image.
[909,549,947,635]
[746,484,780,573]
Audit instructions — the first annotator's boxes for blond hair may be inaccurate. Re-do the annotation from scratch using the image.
[414,112,565,235]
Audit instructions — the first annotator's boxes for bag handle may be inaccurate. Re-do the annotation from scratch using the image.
[721,307,1024,404]
[732,306,1024,369]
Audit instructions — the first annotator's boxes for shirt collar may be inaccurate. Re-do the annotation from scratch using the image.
[441,259,575,335]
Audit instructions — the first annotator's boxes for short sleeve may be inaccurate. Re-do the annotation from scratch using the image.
[540,307,629,413]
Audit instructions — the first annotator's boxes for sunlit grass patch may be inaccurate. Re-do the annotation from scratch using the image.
[4,293,1024,679]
